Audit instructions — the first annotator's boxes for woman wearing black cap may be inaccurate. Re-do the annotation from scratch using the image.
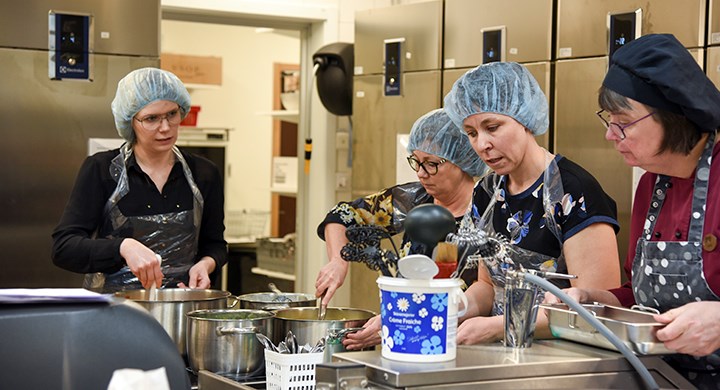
[547,33,720,388]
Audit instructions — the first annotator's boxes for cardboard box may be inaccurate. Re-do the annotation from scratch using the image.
[161,53,222,86]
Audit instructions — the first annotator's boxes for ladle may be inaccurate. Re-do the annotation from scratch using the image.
[268,282,282,295]
[398,254,439,279]
[148,253,162,301]
[318,291,328,320]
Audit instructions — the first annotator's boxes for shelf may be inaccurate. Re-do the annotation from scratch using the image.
[258,110,299,124]
[270,187,297,196]
[251,267,295,281]
[184,83,221,90]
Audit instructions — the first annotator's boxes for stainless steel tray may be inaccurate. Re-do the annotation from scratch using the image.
[541,303,673,355]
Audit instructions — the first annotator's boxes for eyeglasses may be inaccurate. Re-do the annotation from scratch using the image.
[134,107,183,131]
[596,109,655,140]
[407,156,446,176]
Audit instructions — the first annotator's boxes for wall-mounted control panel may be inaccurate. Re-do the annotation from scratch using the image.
[482,26,506,63]
[384,38,404,96]
[609,10,642,57]
[49,11,93,80]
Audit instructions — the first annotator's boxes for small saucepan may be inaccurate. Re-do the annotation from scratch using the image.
[238,292,317,311]
[186,309,273,378]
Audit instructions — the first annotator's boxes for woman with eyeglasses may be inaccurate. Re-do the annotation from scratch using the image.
[443,62,621,345]
[314,108,486,350]
[545,34,720,388]
[52,68,226,293]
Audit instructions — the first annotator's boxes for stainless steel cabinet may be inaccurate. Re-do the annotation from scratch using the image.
[354,1,442,76]
[352,71,441,197]
[444,0,553,68]
[557,0,705,59]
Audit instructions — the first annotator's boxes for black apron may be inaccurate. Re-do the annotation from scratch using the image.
[632,132,720,388]
[84,145,204,293]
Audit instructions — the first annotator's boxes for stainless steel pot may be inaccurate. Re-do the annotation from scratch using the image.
[238,292,317,311]
[272,307,375,355]
[114,288,236,355]
[186,309,273,378]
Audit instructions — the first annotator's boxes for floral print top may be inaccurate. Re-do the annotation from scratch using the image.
[317,182,434,258]
[473,155,620,275]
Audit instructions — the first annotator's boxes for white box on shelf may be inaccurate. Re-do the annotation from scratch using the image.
[271,156,297,194]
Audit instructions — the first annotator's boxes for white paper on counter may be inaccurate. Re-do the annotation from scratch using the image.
[0,288,112,303]
[107,367,170,390]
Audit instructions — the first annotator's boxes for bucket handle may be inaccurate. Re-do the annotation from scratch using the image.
[455,288,469,318]
[216,326,259,336]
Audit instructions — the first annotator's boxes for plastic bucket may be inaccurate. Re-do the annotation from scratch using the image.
[180,105,201,126]
[376,276,467,362]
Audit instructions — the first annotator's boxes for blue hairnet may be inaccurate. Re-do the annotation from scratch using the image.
[407,109,486,177]
[111,67,191,143]
[444,62,549,135]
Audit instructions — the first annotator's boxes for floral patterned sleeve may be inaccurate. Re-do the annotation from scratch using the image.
[316,187,398,240]
[317,182,430,241]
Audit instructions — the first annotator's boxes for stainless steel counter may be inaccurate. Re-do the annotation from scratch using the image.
[326,340,694,389]
[197,340,695,389]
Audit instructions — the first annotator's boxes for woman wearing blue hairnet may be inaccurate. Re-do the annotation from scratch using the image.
[444,62,621,344]
[315,108,486,350]
[52,68,227,293]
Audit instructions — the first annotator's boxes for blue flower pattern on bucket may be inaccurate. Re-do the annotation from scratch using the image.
[380,290,450,356]
[421,336,444,355]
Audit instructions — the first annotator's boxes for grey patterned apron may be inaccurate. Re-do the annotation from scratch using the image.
[632,132,720,388]
[83,144,204,293]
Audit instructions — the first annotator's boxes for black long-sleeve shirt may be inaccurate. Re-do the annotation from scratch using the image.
[52,148,227,275]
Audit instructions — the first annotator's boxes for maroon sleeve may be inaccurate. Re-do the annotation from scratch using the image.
[608,171,657,307]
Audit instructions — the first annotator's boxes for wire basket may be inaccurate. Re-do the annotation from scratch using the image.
[226,210,269,239]
[264,349,324,390]
[256,234,296,274]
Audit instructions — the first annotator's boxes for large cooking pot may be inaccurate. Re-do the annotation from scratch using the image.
[186,309,273,378]
[238,292,317,311]
[114,288,236,355]
[272,307,375,356]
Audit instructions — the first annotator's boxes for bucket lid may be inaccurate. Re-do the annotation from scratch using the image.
[376,276,463,289]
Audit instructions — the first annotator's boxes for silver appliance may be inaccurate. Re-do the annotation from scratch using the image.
[443,0,554,149]
[351,1,444,312]
[352,0,444,197]
[0,0,161,287]
[554,0,706,263]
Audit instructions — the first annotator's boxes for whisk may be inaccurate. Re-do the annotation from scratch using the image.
[340,225,400,277]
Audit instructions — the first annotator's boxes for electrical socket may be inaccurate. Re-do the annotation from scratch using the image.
[335,172,350,190]
[336,132,349,150]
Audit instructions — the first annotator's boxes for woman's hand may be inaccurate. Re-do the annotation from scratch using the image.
[654,301,720,357]
[315,258,349,305]
[316,224,352,305]
[542,287,621,306]
[343,314,382,350]
[178,257,215,289]
[456,315,504,345]
[120,238,163,289]
[543,287,587,305]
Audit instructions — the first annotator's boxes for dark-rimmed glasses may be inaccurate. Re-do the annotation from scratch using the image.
[407,156,446,175]
[134,107,183,131]
[596,109,655,140]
